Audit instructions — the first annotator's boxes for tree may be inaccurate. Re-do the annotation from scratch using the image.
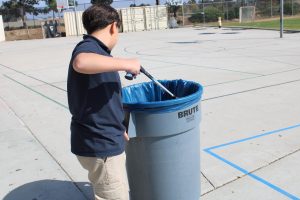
[44,0,58,20]
[91,0,113,5]
[0,0,40,28]
[130,3,151,7]
[187,0,196,3]
[45,0,57,12]
[166,1,181,18]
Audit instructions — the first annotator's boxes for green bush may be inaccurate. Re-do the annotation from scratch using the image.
[284,3,293,15]
[188,12,204,23]
[284,2,300,15]
[189,6,224,23]
[296,3,300,14]
[227,7,239,20]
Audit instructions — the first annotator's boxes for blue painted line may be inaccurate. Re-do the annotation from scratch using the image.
[204,149,300,200]
[204,123,300,151]
[204,123,300,199]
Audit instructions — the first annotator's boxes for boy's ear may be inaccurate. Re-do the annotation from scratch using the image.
[109,22,118,35]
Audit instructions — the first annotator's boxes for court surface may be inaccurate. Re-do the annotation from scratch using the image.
[1,27,300,200]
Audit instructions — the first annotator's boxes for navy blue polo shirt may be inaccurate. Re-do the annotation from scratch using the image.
[67,35,126,157]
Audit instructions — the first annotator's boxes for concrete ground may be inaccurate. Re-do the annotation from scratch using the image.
[0,27,300,200]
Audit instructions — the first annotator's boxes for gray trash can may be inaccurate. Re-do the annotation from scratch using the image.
[122,79,203,200]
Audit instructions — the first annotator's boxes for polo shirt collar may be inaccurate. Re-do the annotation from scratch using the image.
[83,34,111,54]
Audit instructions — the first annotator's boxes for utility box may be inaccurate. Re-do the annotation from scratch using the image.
[61,6,169,36]
[63,11,86,36]
[121,7,145,32]
[120,5,168,32]
[0,15,5,42]
[144,6,168,30]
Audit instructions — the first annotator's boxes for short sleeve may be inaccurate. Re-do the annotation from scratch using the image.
[72,40,100,59]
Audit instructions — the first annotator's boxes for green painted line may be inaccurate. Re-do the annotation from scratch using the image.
[0,63,66,92]
[3,74,69,110]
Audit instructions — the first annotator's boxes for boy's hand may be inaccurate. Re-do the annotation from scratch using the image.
[124,131,129,141]
[124,59,140,76]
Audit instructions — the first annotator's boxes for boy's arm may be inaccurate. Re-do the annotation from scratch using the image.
[73,53,140,75]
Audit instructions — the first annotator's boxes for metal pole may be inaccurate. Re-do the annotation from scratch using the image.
[280,0,283,38]
[226,2,228,21]
[292,0,294,16]
[202,3,205,25]
[271,0,273,17]
[181,4,184,26]
[33,14,35,27]
[58,9,62,35]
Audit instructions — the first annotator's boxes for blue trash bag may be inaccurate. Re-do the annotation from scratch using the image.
[122,79,203,112]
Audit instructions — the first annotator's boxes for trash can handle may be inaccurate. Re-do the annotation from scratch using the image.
[124,72,134,80]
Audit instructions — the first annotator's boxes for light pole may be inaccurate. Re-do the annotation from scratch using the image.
[280,0,283,38]
[271,0,273,17]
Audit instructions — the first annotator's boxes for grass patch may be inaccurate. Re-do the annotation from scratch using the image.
[221,16,300,30]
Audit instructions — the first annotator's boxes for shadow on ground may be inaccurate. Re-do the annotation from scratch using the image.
[220,32,240,34]
[199,32,216,35]
[168,41,200,44]
[3,180,93,200]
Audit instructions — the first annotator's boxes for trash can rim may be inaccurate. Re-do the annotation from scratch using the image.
[122,80,203,109]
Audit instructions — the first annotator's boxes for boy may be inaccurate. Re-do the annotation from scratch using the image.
[67,4,140,200]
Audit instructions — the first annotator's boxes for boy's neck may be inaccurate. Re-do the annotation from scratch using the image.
[91,30,112,50]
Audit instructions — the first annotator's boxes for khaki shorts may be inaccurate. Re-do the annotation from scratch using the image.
[77,152,129,200]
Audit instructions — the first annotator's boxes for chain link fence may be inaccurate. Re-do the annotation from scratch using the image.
[168,1,241,26]
[1,5,69,40]
[0,1,130,40]
[168,0,300,26]
[1,0,300,40]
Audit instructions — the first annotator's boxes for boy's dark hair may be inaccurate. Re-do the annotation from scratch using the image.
[82,4,121,34]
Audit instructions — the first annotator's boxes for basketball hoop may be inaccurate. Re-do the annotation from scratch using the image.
[57,6,64,12]
[56,0,68,10]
